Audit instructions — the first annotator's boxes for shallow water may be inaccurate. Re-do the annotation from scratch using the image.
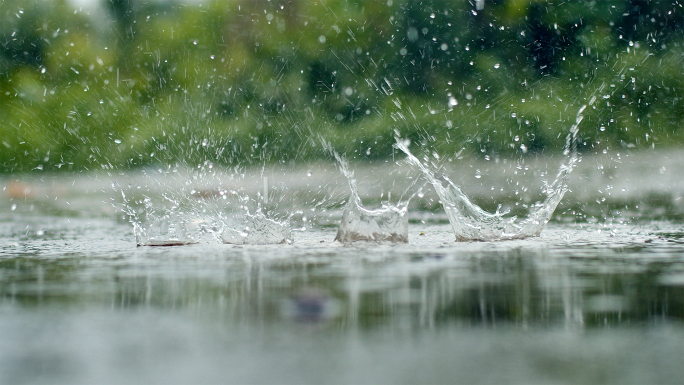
[2,150,684,384]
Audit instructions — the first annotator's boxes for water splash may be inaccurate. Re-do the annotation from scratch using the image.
[118,168,291,246]
[396,102,591,241]
[330,150,411,244]
[221,211,292,245]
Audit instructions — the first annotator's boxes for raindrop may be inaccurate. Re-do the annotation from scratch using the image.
[407,27,418,42]
[318,35,326,44]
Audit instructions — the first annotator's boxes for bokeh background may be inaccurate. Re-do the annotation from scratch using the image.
[1,0,683,172]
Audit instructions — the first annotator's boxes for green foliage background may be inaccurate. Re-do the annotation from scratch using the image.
[2,0,684,172]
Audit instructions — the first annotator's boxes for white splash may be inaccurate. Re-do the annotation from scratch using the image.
[221,211,292,245]
[332,151,410,243]
[396,103,589,241]
[119,169,290,246]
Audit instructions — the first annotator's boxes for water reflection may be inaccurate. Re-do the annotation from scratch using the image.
[2,242,682,329]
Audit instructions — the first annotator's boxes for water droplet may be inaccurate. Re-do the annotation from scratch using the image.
[318,35,326,44]
[494,63,500,69]
[399,47,407,56]
[11,204,17,211]
[407,27,418,42]
[306,170,312,177]
[475,170,482,179]
[520,144,528,154]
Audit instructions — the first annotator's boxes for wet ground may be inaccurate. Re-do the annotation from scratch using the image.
[1,150,684,384]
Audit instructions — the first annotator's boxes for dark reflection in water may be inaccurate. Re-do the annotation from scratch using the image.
[2,244,683,330]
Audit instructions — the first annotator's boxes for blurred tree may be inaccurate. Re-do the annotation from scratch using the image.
[526,3,585,76]
[0,1,45,77]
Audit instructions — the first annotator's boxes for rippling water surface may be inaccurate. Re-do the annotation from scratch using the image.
[1,150,684,384]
